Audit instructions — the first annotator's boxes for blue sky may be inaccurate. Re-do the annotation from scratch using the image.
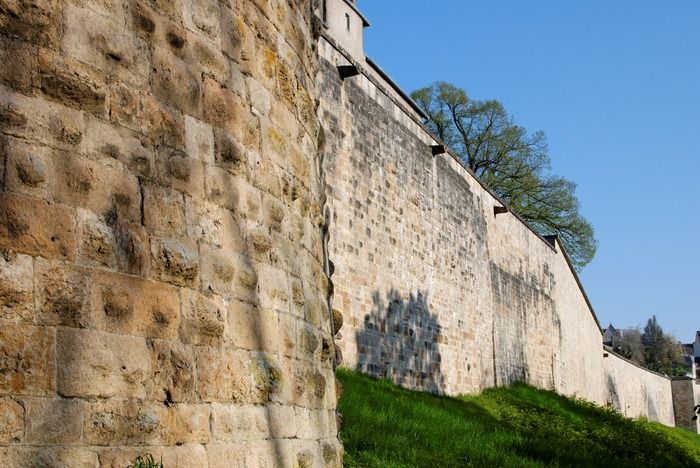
[356,1,700,342]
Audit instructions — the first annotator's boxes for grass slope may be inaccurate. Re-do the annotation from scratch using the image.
[337,369,700,468]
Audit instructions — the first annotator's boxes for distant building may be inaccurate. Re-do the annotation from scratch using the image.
[603,324,622,348]
[680,331,700,379]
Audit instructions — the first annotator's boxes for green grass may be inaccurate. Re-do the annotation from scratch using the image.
[337,369,700,468]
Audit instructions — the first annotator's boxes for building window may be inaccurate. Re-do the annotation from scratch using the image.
[322,0,327,24]
[345,12,350,31]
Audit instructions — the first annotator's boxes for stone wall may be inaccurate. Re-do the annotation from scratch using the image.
[603,351,675,426]
[0,0,342,466]
[671,377,700,433]
[318,35,607,404]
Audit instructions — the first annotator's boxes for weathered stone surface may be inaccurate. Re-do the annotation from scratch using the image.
[56,328,150,398]
[0,396,24,443]
[149,237,199,287]
[0,322,55,396]
[25,397,83,444]
[0,447,98,468]
[0,250,33,322]
[35,258,91,328]
[179,289,225,345]
[210,403,269,442]
[0,193,76,261]
[0,0,335,460]
[91,270,180,339]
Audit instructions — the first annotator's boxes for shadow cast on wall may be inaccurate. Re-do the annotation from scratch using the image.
[355,289,444,394]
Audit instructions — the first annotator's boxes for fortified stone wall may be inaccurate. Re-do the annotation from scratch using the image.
[603,351,674,426]
[0,0,342,466]
[318,36,607,404]
[671,377,700,432]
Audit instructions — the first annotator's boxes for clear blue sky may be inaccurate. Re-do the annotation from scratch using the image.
[356,1,700,342]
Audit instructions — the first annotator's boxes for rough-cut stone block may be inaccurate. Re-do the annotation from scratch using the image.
[83,399,167,446]
[35,259,92,328]
[202,75,246,131]
[151,46,201,115]
[61,3,150,88]
[199,245,258,303]
[0,0,62,48]
[205,443,248,468]
[154,147,205,198]
[180,289,226,345]
[3,137,52,201]
[99,444,208,468]
[187,32,229,82]
[0,87,85,150]
[0,396,24,443]
[185,115,215,163]
[0,193,76,261]
[247,76,271,116]
[38,48,106,114]
[84,400,210,446]
[0,36,37,92]
[56,328,150,399]
[182,0,220,39]
[184,198,244,251]
[76,209,118,269]
[226,300,279,352]
[91,270,180,339]
[150,238,199,287]
[205,164,240,211]
[211,403,270,442]
[267,403,296,439]
[53,153,141,224]
[146,339,195,403]
[0,322,55,396]
[25,397,83,444]
[196,348,281,404]
[114,220,151,277]
[82,115,154,178]
[106,85,185,148]
[0,447,98,468]
[143,185,186,237]
[0,250,34,323]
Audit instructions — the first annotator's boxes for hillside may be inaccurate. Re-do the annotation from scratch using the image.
[337,369,700,468]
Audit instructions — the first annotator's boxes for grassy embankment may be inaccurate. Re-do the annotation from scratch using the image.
[337,369,700,468]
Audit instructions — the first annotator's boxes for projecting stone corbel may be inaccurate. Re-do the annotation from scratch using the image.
[337,64,359,80]
[431,145,445,156]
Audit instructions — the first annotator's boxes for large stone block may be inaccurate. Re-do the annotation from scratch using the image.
[53,153,141,224]
[37,48,106,114]
[83,400,210,446]
[0,447,98,468]
[35,259,92,328]
[0,396,24,444]
[0,87,85,150]
[143,185,187,237]
[146,339,195,403]
[151,46,201,116]
[185,115,215,164]
[91,270,181,339]
[25,397,83,444]
[149,237,199,287]
[199,244,257,302]
[82,115,155,179]
[184,198,245,252]
[179,288,226,345]
[0,0,62,48]
[56,328,151,399]
[0,322,55,396]
[62,3,150,88]
[0,193,77,261]
[98,444,208,468]
[196,348,282,404]
[226,300,279,352]
[0,36,37,92]
[202,75,247,132]
[0,250,34,323]
[76,209,118,269]
[182,0,220,40]
[210,403,269,442]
